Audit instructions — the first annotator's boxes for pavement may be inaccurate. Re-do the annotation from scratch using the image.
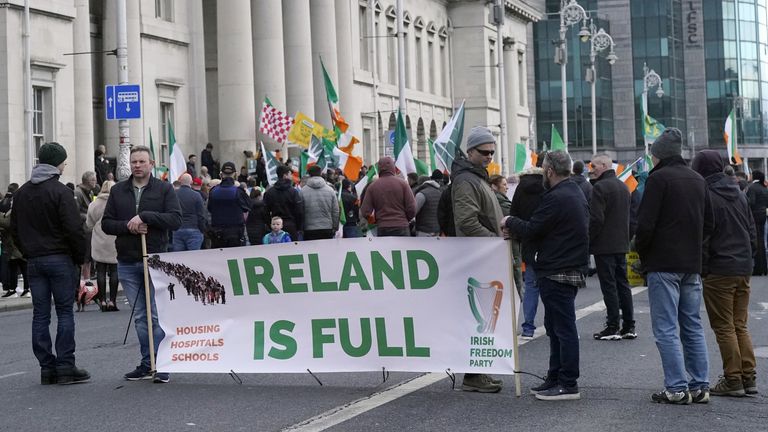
[1,275,767,432]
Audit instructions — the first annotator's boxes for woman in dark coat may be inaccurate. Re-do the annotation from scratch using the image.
[746,170,768,275]
[246,189,268,246]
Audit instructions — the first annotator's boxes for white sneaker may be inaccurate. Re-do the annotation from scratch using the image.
[21,291,31,298]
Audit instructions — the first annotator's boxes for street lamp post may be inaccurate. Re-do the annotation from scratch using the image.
[556,0,590,152]
[642,63,664,154]
[583,19,617,156]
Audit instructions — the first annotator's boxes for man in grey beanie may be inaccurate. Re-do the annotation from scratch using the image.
[11,142,90,385]
[451,126,504,393]
[635,127,712,404]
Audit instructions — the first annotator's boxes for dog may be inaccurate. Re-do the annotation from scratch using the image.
[76,280,98,312]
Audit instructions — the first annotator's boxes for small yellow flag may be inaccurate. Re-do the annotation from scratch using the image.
[287,112,335,148]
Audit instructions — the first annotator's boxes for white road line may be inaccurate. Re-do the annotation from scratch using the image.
[0,372,26,380]
[282,286,648,432]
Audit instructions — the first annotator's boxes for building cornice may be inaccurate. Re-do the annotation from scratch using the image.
[505,0,543,23]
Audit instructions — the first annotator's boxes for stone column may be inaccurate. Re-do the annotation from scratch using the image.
[189,0,209,149]
[310,0,338,127]
[252,0,286,151]
[217,0,257,167]
[283,0,314,119]
[74,0,94,176]
[336,0,361,146]
[504,39,519,173]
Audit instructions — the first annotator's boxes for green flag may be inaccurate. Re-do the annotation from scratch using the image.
[168,119,186,181]
[433,101,466,173]
[427,138,437,172]
[299,150,310,177]
[643,114,665,147]
[550,124,565,151]
[414,158,430,176]
[514,143,534,173]
[260,142,280,186]
[149,127,157,177]
[338,182,346,226]
[265,96,273,106]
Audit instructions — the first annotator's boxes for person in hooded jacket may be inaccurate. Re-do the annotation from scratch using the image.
[692,150,758,397]
[10,142,90,385]
[301,165,339,240]
[745,170,768,275]
[510,153,547,339]
[246,188,268,245]
[264,164,304,241]
[571,160,592,202]
[360,157,416,237]
[86,180,119,311]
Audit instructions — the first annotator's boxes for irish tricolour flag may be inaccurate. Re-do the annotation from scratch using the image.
[168,119,186,182]
[394,111,416,178]
[724,108,742,165]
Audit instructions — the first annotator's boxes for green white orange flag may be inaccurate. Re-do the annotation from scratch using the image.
[617,157,642,193]
[322,58,348,133]
[168,119,186,182]
[550,124,565,151]
[355,164,378,196]
[514,143,535,173]
[260,141,280,186]
[724,108,742,165]
[394,111,416,177]
[433,100,466,173]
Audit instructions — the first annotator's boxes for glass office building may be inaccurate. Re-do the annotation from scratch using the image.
[531,0,768,169]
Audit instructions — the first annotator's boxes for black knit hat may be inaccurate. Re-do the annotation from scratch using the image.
[38,142,67,167]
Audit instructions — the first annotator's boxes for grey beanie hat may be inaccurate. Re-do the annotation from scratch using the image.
[38,142,68,167]
[465,126,496,151]
[650,128,683,160]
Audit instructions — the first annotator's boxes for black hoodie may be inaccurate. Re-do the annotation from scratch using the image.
[703,173,756,275]
[263,178,304,231]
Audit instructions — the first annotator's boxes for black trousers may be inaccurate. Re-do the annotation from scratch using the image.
[303,229,335,241]
[210,226,245,249]
[3,258,29,292]
[95,262,118,304]
[595,253,634,328]
[539,277,580,388]
[753,213,767,275]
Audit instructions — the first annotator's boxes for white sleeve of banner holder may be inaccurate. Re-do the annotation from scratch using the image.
[148,237,520,375]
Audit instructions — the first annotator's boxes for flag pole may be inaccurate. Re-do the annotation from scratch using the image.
[507,240,522,397]
[396,0,406,118]
[141,233,157,374]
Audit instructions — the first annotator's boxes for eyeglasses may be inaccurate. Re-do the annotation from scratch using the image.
[474,149,495,156]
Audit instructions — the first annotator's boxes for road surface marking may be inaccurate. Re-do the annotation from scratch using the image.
[0,372,26,380]
[282,286,648,432]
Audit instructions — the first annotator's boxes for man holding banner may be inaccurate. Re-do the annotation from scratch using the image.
[102,146,182,383]
[503,151,589,401]
[451,126,504,393]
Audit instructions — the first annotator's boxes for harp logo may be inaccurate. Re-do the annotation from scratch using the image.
[466,277,503,334]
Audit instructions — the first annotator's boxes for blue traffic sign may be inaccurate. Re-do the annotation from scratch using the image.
[105,84,141,120]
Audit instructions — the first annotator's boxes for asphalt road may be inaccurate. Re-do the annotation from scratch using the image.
[1,275,766,432]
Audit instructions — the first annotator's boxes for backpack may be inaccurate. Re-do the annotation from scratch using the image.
[437,184,455,237]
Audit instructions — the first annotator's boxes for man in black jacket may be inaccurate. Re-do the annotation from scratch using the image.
[10,142,90,385]
[503,150,589,401]
[571,160,592,202]
[692,150,758,397]
[263,164,303,240]
[102,146,182,383]
[588,154,634,341]
[636,128,712,405]
[208,162,250,248]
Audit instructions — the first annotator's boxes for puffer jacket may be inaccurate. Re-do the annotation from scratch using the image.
[301,176,339,231]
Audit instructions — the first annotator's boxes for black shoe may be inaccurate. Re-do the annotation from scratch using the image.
[124,366,153,381]
[56,367,90,385]
[40,369,57,385]
[1,290,16,298]
[535,384,581,401]
[530,375,558,395]
[153,372,170,383]
[620,326,637,340]
[593,326,621,341]
[651,389,691,404]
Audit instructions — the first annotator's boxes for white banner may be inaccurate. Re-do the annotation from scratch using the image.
[148,237,519,374]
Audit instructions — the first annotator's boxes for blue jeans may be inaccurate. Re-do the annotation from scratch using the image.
[343,225,361,238]
[173,228,204,251]
[27,255,78,370]
[521,266,539,334]
[647,272,709,392]
[118,261,165,369]
[539,277,579,388]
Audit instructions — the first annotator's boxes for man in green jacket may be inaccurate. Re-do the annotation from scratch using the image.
[451,126,504,393]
